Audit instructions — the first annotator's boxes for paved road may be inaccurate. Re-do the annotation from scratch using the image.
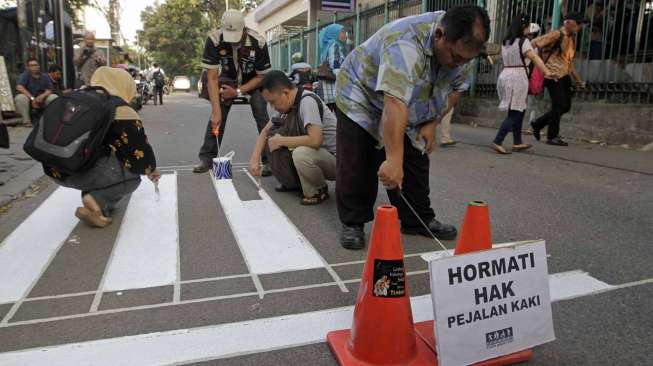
[0,93,651,365]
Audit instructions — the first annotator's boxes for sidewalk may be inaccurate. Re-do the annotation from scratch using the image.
[0,122,43,208]
[448,124,653,176]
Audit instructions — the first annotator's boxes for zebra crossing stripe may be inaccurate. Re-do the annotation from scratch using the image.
[212,178,325,274]
[0,270,634,366]
[0,187,80,304]
[100,173,180,293]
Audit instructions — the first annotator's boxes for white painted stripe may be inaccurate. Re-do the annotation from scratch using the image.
[101,174,179,292]
[0,270,639,365]
[548,270,613,300]
[212,178,324,274]
[0,187,80,304]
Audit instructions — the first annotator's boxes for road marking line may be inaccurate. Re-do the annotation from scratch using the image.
[180,273,252,285]
[211,177,325,274]
[0,187,80,305]
[243,170,348,293]
[2,271,647,365]
[101,173,180,293]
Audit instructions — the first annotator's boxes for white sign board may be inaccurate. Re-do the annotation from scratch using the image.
[428,240,555,366]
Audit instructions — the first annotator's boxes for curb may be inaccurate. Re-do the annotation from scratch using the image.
[0,163,44,208]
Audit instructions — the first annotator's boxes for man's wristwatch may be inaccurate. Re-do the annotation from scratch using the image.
[29,96,35,101]
[236,88,242,97]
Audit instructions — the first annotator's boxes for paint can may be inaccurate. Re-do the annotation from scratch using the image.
[212,151,235,180]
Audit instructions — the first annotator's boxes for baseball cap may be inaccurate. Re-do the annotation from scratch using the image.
[528,23,541,35]
[564,12,590,24]
[221,10,245,43]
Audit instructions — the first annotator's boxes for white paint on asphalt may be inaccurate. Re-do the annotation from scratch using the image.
[0,187,80,305]
[101,174,179,292]
[212,178,325,274]
[1,270,641,365]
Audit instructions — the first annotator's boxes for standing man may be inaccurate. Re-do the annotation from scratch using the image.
[530,13,588,146]
[194,9,271,174]
[149,63,166,105]
[14,58,57,127]
[74,31,106,87]
[335,6,490,249]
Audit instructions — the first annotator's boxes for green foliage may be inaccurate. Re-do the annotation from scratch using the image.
[140,0,213,77]
[65,0,91,27]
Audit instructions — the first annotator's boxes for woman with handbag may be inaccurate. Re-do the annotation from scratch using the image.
[492,14,553,154]
[316,24,347,111]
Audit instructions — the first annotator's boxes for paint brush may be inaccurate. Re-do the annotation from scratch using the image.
[154,180,160,201]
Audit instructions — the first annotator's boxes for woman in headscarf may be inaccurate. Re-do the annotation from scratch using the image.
[45,66,160,227]
[316,23,347,111]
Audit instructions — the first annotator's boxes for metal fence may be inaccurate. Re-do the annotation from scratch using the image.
[269,0,653,103]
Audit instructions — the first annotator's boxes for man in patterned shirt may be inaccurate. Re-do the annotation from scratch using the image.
[335,6,490,249]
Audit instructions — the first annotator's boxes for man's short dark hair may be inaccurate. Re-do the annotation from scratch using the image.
[153,63,159,67]
[441,5,491,51]
[260,70,295,93]
[26,57,39,65]
[48,64,62,73]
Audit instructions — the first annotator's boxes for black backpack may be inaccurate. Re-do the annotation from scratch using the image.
[153,70,165,88]
[266,91,324,189]
[23,86,127,175]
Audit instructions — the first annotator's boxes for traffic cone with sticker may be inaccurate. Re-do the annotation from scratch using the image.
[327,205,435,365]
[414,201,533,365]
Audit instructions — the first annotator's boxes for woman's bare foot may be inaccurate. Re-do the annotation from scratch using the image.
[492,143,511,154]
[82,194,102,213]
[75,207,112,228]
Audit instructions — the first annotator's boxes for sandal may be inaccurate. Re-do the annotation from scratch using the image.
[492,143,511,155]
[300,187,329,206]
[512,144,532,152]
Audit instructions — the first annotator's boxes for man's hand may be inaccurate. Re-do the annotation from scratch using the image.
[220,85,238,100]
[31,99,40,109]
[417,121,437,154]
[268,134,284,152]
[378,159,403,189]
[576,80,587,89]
[148,169,162,183]
[249,157,262,177]
[210,112,222,135]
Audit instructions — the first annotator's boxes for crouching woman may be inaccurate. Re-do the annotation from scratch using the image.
[45,67,160,227]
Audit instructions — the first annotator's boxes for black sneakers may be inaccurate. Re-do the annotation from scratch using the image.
[401,219,458,240]
[546,137,569,146]
[340,224,365,250]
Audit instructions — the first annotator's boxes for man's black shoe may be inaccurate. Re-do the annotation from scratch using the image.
[546,137,568,146]
[193,161,211,173]
[261,164,272,177]
[530,123,541,141]
[401,219,457,240]
[341,224,365,250]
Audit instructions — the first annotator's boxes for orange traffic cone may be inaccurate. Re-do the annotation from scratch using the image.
[327,205,435,365]
[454,200,492,255]
[414,201,533,365]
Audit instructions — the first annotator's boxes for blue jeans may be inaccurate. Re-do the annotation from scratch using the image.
[493,109,525,145]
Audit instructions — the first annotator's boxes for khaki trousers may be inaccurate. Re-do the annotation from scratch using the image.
[14,94,58,124]
[291,146,336,197]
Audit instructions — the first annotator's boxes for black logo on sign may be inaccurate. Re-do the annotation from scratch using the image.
[486,327,514,349]
[372,259,406,297]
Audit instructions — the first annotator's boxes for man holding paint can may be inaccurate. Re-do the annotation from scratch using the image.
[335,6,490,249]
[194,10,272,174]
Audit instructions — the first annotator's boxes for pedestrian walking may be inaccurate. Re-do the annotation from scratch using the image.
[530,12,589,146]
[149,63,165,105]
[194,9,271,175]
[74,31,106,87]
[335,6,490,249]
[492,14,553,154]
[315,23,347,112]
[14,58,57,127]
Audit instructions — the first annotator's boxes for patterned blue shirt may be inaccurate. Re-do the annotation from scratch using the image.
[335,12,471,149]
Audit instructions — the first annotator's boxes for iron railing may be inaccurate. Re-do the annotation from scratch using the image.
[268,0,653,103]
